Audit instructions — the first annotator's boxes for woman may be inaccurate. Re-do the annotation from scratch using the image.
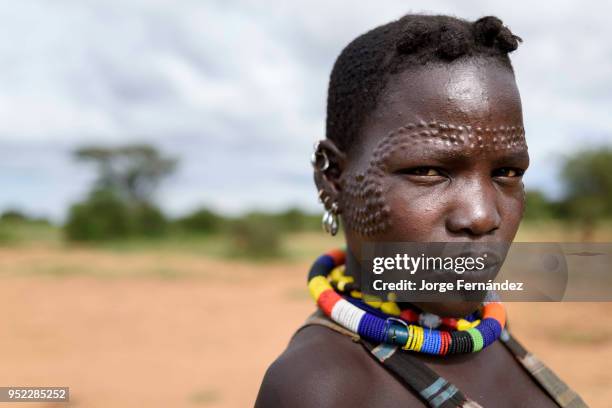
[256,14,586,407]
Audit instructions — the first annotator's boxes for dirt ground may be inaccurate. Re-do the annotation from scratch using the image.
[0,246,611,407]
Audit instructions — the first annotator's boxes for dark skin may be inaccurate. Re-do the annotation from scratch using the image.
[256,59,557,407]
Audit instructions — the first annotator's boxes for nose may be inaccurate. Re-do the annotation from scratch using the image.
[445,178,501,237]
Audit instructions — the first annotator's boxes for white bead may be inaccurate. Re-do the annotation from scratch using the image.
[419,313,441,329]
[331,299,366,333]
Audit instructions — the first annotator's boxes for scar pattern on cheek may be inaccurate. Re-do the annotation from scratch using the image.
[339,121,526,237]
[340,166,390,237]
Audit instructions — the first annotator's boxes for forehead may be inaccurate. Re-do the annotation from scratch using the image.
[372,121,528,164]
[354,58,524,159]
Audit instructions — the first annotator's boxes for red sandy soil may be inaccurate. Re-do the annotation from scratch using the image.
[0,247,610,407]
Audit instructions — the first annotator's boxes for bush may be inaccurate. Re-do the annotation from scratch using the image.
[133,203,167,237]
[230,217,282,258]
[173,208,320,238]
[523,191,558,221]
[0,222,16,244]
[0,210,51,226]
[277,208,321,232]
[65,190,132,242]
[0,210,28,223]
[176,208,223,234]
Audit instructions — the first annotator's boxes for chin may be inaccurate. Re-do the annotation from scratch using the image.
[413,301,481,318]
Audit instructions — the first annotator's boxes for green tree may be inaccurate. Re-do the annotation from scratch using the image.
[176,208,224,234]
[74,144,177,205]
[132,202,168,237]
[65,190,131,241]
[65,144,176,241]
[0,209,27,222]
[277,207,320,232]
[523,191,557,221]
[561,147,612,239]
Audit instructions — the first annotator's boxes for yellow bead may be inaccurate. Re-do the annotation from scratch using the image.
[364,294,382,308]
[329,266,344,282]
[337,276,354,292]
[414,326,424,351]
[403,326,414,350]
[380,301,401,316]
[365,299,382,308]
[457,319,480,331]
[457,319,469,331]
[308,276,331,300]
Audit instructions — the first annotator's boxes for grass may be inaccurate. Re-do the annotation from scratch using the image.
[0,221,612,282]
[20,222,341,261]
[515,220,612,242]
[0,220,62,245]
[88,231,342,262]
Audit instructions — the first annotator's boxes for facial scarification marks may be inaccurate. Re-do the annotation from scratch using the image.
[339,121,526,237]
[340,168,389,237]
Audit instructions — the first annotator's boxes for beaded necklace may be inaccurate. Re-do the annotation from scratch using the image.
[308,249,506,355]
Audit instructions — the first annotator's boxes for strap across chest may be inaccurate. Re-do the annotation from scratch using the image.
[295,311,587,408]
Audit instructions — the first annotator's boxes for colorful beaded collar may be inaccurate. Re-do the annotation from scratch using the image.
[308,249,506,355]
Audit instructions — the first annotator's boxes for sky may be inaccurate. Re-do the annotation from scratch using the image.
[0,0,611,221]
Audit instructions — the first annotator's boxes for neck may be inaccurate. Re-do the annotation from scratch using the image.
[344,247,423,312]
[344,248,362,286]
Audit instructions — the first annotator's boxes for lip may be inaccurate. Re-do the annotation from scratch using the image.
[425,250,503,282]
[451,251,502,265]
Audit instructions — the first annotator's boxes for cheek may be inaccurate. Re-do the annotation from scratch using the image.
[339,170,391,236]
[379,178,448,240]
[381,179,526,240]
[498,186,525,232]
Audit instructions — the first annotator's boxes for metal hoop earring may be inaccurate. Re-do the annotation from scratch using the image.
[322,202,339,236]
[311,142,330,171]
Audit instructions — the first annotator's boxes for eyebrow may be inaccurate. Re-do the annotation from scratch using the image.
[388,143,530,165]
[493,149,530,162]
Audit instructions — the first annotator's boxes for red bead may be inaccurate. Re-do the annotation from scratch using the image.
[318,289,342,316]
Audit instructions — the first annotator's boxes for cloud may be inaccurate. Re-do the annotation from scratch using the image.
[0,0,610,219]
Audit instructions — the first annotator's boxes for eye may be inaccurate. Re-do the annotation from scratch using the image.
[399,167,445,177]
[492,167,525,178]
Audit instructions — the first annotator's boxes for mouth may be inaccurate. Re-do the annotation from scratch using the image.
[426,250,503,282]
[464,254,501,280]
[461,250,501,270]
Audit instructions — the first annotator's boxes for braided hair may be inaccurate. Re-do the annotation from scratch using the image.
[326,14,522,153]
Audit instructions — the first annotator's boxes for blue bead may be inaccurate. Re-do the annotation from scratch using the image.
[434,333,441,354]
[307,255,336,281]
[319,254,337,268]
[358,313,387,343]
[422,331,434,354]
[477,318,501,347]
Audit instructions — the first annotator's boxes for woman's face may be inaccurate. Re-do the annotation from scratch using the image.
[340,59,529,316]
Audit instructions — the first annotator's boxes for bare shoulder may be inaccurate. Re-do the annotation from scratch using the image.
[254,325,377,408]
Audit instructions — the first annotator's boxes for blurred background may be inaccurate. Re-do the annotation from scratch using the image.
[0,1,611,407]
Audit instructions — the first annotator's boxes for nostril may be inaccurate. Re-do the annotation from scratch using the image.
[445,184,502,236]
[446,210,501,237]
[459,224,499,237]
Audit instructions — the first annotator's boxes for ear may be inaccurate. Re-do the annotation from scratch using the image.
[312,139,346,212]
